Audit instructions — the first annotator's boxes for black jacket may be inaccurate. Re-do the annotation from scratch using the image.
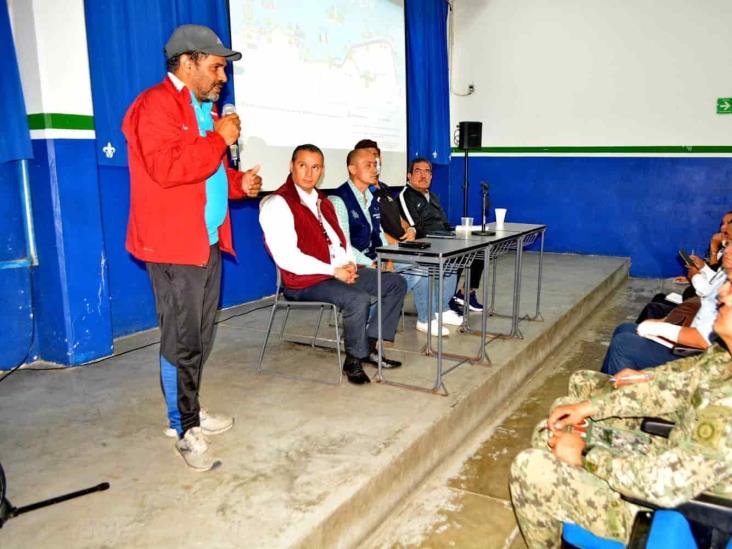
[372,181,406,240]
[398,184,452,238]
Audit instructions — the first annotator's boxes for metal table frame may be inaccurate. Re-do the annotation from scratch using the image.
[466,223,546,339]
[375,223,546,394]
[375,232,515,394]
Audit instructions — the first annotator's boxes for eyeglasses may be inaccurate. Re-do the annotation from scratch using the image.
[412,168,432,175]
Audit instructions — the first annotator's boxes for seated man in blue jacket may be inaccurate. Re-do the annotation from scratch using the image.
[330,148,462,336]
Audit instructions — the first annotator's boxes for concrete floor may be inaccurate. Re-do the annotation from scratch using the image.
[0,252,636,548]
[365,277,674,548]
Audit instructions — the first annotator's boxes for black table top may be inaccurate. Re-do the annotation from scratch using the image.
[375,222,545,260]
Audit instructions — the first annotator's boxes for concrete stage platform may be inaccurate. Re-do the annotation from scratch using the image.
[0,253,628,548]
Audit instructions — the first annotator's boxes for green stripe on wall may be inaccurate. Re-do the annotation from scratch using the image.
[452,146,732,154]
[27,113,95,131]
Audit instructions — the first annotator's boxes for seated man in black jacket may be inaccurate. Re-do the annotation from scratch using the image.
[398,157,485,313]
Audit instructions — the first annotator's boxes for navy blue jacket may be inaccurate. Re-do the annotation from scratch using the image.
[333,182,382,260]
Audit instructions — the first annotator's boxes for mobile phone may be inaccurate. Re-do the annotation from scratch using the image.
[398,240,431,249]
[678,249,694,267]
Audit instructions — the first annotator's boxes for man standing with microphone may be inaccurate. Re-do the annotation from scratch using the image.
[123,24,262,471]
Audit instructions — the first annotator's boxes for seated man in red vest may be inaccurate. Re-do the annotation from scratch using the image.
[259,144,407,385]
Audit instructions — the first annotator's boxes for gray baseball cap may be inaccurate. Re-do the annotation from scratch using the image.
[164,24,242,61]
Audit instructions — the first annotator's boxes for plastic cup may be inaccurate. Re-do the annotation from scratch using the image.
[461,216,474,228]
[495,208,507,228]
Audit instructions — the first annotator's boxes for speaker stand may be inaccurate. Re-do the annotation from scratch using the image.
[462,148,470,217]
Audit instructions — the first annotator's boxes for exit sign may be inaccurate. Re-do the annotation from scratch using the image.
[717,98,732,114]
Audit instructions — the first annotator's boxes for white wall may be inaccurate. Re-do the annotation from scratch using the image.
[9,0,94,119]
[449,0,732,147]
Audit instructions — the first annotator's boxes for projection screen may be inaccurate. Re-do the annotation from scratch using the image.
[229,0,407,190]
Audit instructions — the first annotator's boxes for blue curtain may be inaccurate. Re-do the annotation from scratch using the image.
[406,0,451,166]
[0,1,32,163]
[84,0,234,167]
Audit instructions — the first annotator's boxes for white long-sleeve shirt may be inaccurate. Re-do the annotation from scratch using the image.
[259,185,355,276]
[692,263,726,297]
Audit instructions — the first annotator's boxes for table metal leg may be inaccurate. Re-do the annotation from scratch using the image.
[510,236,525,338]
[434,257,445,392]
[488,256,498,315]
[425,270,434,351]
[530,229,545,321]
[462,264,471,331]
[476,246,491,364]
[377,257,383,382]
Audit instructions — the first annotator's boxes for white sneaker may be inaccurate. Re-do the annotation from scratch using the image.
[436,310,464,326]
[175,427,221,472]
[164,407,234,438]
[416,319,450,336]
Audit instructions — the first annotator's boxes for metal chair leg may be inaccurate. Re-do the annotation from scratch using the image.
[332,305,343,383]
[279,306,291,340]
[257,303,279,373]
[312,305,325,347]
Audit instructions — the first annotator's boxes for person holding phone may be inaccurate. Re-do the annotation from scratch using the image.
[600,246,732,375]
[689,210,732,273]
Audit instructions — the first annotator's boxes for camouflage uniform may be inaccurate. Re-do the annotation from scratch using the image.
[531,346,729,449]
[511,345,732,548]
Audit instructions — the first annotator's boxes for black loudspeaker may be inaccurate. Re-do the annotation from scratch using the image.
[458,121,482,150]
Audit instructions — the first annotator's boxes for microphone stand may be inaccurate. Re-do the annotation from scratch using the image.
[0,462,109,528]
[473,184,495,236]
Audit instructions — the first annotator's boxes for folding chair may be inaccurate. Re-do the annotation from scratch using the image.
[256,268,343,384]
[562,417,732,549]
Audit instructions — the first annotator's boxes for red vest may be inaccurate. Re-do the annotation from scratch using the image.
[272,176,348,289]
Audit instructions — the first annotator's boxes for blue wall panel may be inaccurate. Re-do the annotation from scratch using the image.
[28,139,113,364]
[26,143,67,361]
[0,268,33,369]
[97,165,157,337]
[221,197,276,308]
[0,161,26,261]
[448,156,732,277]
[0,160,34,369]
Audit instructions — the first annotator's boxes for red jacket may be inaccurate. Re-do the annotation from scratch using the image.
[272,176,348,290]
[122,77,245,266]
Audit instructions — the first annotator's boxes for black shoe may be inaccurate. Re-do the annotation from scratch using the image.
[366,338,402,369]
[343,357,371,385]
[363,352,402,369]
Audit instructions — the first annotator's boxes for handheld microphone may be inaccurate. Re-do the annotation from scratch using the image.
[221,103,239,167]
[481,181,490,192]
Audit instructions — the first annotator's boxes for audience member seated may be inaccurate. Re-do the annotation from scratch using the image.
[258,144,407,385]
[694,209,732,272]
[509,276,732,548]
[330,148,462,336]
[351,139,409,243]
[600,245,732,375]
[636,210,731,323]
[399,157,485,315]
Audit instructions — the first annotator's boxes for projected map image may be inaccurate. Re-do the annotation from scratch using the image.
[230,1,407,189]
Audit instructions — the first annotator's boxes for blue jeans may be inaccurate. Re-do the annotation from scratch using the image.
[400,270,458,323]
[600,323,679,375]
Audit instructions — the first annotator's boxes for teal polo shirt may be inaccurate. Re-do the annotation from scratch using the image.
[190,94,228,245]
